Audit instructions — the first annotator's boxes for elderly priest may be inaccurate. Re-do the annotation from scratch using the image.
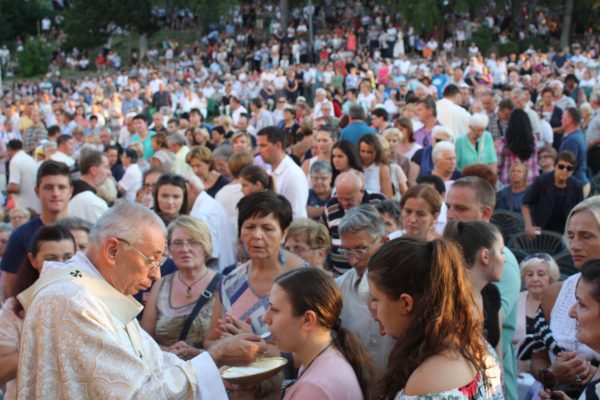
[17,202,266,399]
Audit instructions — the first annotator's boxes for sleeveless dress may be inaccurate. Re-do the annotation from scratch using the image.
[219,259,308,335]
[154,273,216,349]
[549,273,600,363]
[364,163,382,194]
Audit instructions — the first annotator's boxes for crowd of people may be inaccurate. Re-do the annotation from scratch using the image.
[0,1,598,399]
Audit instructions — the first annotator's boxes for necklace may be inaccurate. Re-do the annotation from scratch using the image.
[177,269,209,299]
[298,342,332,380]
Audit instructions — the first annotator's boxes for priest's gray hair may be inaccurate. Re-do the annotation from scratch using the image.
[89,201,166,246]
[338,204,386,239]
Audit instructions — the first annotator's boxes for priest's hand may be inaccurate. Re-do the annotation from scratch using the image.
[207,333,267,367]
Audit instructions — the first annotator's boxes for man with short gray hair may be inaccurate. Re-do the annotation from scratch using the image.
[17,202,266,399]
[167,132,192,175]
[340,103,376,147]
[322,171,385,275]
[336,204,394,372]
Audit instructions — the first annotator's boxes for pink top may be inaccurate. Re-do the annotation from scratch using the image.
[283,347,364,400]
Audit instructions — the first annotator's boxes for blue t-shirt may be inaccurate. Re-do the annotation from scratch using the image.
[340,122,377,148]
[307,189,331,207]
[0,217,44,273]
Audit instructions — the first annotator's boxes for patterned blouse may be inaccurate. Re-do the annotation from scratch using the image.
[496,137,539,187]
[219,259,308,335]
[394,346,504,400]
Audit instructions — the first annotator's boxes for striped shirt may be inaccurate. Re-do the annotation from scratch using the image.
[322,191,386,276]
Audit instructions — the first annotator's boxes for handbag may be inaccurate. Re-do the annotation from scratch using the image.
[178,272,221,342]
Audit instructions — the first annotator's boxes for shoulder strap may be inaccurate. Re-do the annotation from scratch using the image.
[178,272,221,342]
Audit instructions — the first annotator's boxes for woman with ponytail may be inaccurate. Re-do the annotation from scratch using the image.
[443,221,506,358]
[264,267,374,400]
[367,237,503,400]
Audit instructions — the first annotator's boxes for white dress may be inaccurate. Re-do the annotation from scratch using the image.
[364,163,382,194]
[549,273,600,363]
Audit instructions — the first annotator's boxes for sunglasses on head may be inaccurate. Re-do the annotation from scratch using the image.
[557,163,574,172]
[523,252,553,262]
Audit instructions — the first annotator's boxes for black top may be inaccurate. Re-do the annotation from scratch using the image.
[206,174,230,198]
[482,283,502,349]
[71,179,96,198]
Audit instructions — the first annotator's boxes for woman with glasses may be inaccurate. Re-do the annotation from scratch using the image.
[284,218,331,270]
[0,225,76,400]
[367,236,503,400]
[530,197,600,395]
[152,173,189,226]
[141,216,218,361]
[522,150,583,239]
[444,221,506,358]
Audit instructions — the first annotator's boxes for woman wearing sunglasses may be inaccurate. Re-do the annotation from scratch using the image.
[522,150,583,240]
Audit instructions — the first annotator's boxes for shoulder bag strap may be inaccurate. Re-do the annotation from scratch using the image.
[178,272,221,342]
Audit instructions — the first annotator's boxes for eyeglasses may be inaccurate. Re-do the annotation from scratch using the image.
[169,239,202,250]
[116,237,166,270]
[338,239,380,259]
[557,163,574,172]
[523,252,553,262]
[285,245,319,254]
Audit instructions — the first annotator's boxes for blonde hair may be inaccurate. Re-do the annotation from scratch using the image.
[520,256,560,284]
[286,218,331,252]
[186,145,214,169]
[383,128,404,142]
[167,215,213,259]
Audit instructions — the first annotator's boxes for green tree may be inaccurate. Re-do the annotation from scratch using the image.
[63,0,158,49]
[0,0,51,45]
[16,37,53,77]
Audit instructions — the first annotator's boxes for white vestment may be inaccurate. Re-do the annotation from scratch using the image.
[17,252,227,399]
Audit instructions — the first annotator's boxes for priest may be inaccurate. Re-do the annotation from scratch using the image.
[17,202,266,399]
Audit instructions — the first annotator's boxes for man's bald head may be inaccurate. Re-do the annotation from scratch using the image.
[335,172,365,210]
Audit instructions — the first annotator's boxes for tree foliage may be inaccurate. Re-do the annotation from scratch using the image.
[16,38,53,77]
[0,0,51,46]
[63,0,158,49]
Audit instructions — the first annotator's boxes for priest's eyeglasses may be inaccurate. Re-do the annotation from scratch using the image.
[116,237,166,270]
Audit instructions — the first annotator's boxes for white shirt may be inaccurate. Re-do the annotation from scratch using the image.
[271,156,308,219]
[50,151,75,168]
[214,183,244,231]
[9,150,41,212]
[336,268,395,372]
[190,191,237,272]
[69,190,109,224]
[436,97,471,137]
[118,164,142,202]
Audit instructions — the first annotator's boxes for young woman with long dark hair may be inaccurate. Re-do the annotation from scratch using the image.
[367,237,503,400]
